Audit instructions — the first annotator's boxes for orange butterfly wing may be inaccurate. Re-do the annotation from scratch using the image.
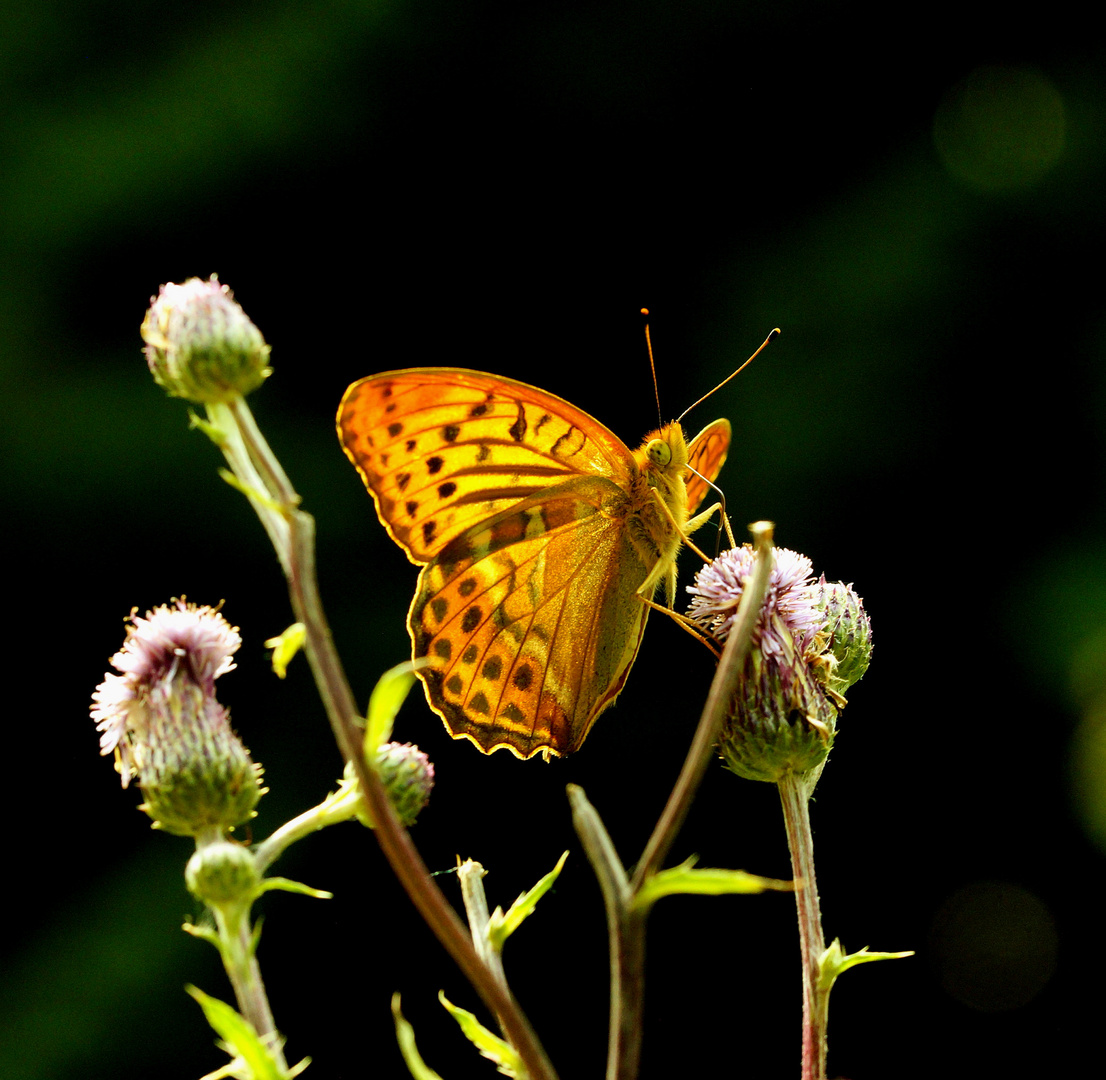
[685,418,731,516]
[337,369,731,759]
[408,475,654,757]
[337,369,635,562]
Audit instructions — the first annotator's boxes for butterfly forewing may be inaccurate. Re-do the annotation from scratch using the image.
[337,369,636,562]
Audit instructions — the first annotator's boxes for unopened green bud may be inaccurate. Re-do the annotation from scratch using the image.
[91,601,264,837]
[141,276,271,403]
[807,579,872,703]
[347,741,435,828]
[185,840,260,905]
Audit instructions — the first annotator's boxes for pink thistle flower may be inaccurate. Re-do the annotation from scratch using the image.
[91,601,261,836]
[686,545,825,657]
[686,546,872,786]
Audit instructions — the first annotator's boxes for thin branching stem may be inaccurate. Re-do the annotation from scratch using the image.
[572,523,776,1080]
[212,396,559,1080]
[631,521,775,889]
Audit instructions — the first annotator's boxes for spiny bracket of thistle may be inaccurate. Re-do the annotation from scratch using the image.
[217,466,294,515]
[363,659,433,757]
[457,853,569,992]
[686,546,872,787]
[184,839,332,917]
[631,855,793,912]
[187,985,309,1080]
[567,785,787,917]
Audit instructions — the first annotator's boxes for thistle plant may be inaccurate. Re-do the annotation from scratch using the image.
[86,275,910,1080]
[687,543,909,1080]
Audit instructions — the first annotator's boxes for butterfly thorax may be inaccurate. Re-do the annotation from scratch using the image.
[626,421,692,605]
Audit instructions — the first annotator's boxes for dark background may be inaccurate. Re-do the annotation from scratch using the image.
[3,1,1103,1077]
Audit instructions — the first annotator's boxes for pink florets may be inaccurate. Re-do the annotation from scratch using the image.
[90,600,240,784]
[686,545,826,656]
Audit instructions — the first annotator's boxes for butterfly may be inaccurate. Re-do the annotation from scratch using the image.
[337,368,730,760]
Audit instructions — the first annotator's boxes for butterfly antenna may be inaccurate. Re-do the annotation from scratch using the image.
[642,308,664,427]
[676,327,781,424]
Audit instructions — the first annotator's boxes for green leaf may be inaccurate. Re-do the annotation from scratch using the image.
[264,623,305,679]
[391,994,446,1080]
[187,985,308,1079]
[632,856,793,912]
[257,876,333,900]
[439,992,524,1078]
[216,467,287,513]
[817,937,915,992]
[364,660,428,755]
[487,851,568,950]
[188,408,230,448]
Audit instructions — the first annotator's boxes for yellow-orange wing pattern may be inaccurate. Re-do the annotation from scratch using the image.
[337,368,730,759]
[684,418,731,517]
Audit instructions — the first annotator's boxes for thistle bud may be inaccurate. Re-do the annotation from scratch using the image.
[185,840,260,905]
[141,276,271,403]
[687,546,870,785]
[807,578,873,703]
[90,601,264,836]
[346,741,435,828]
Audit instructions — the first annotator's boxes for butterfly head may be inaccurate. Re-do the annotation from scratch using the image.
[639,422,690,480]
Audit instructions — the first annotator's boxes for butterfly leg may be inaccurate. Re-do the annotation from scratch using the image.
[636,592,722,657]
[686,501,736,556]
[650,490,724,565]
[684,500,727,541]
[632,524,721,658]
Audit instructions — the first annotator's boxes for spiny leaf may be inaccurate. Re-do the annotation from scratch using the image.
[439,992,524,1078]
[488,851,569,950]
[633,855,792,912]
[392,994,446,1080]
[818,938,915,992]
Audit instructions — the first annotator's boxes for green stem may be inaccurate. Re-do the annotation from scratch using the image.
[778,771,828,1080]
[211,396,559,1080]
[254,784,363,873]
[211,898,285,1065]
[566,786,641,1080]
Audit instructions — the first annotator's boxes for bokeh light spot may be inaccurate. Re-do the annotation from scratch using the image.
[929,881,1057,1011]
[934,66,1065,189]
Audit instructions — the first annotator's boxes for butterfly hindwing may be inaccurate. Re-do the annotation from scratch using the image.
[684,418,731,516]
[409,475,649,758]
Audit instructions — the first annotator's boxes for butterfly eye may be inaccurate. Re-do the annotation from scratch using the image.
[645,439,672,468]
